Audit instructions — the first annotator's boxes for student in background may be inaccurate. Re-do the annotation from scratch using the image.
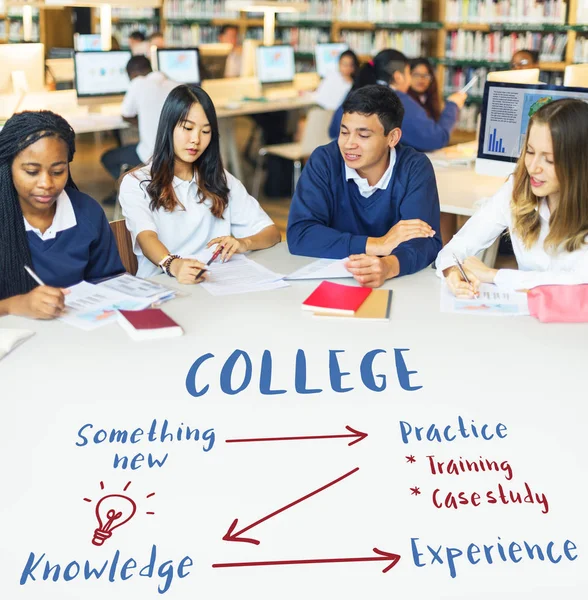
[101,56,179,204]
[437,99,588,297]
[314,50,360,110]
[119,85,281,281]
[511,49,540,70]
[148,31,165,49]
[287,85,442,288]
[408,58,441,121]
[0,111,124,318]
[329,49,465,152]
[218,25,242,78]
[128,30,148,56]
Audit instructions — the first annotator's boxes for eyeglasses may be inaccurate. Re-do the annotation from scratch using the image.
[412,72,432,80]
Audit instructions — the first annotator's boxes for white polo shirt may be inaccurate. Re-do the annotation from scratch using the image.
[121,71,180,163]
[344,148,396,198]
[23,190,76,241]
[119,166,275,278]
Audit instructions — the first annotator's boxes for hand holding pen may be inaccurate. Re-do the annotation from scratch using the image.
[448,254,480,298]
[195,245,224,280]
[18,265,69,319]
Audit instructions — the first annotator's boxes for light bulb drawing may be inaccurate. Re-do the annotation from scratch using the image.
[92,493,137,546]
[83,481,155,547]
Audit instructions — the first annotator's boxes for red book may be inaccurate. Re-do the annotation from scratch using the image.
[301,281,372,315]
[118,309,183,341]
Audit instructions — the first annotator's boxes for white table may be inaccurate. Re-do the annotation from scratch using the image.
[1,243,587,600]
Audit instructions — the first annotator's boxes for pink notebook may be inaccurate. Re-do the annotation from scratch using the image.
[301,281,372,315]
[118,309,183,340]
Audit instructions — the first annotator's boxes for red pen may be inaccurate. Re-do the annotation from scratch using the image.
[195,245,224,280]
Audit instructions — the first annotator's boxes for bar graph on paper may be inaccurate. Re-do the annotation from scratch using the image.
[487,128,506,154]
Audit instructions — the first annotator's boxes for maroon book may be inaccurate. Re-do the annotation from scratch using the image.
[118,309,183,340]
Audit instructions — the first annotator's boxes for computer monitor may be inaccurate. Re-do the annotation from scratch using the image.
[486,68,541,84]
[476,81,588,177]
[157,48,200,84]
[74,50,132,104]
[315,43,348,78]
[74,33,102,52]
[199,43,232,80]
[256,45,295,84]
[564,64,588,88]
[0,43,45,94]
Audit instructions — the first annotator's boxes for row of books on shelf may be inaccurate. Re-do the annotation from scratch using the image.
[575,37,588,63]
[5,6,40,17]
[1,21,40,41]
[100,23,157,44]
[110,7,155,20]
[445,0,567,24]
[455,104,479,131]
[277,0,335,22]
[335,0,422,23]
[164,24,221,46]
[278,28,331,52]
[339,30,423,57]
[163,0,238,20]
[446,30,567,62]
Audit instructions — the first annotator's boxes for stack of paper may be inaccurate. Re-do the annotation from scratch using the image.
[192,250,288,296]
[440,282,530,316]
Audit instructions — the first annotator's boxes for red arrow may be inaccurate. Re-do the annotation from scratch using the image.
[223,467,359,545]
[225,425,368,447]
[212,548,401,573]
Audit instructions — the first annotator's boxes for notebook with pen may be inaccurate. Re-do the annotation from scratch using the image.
[301,281,372,315]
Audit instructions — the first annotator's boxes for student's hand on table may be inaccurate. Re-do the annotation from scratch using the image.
[169,258,209,284]
[346,255,396,288]
[447,92,467,109]
[11,286,68,319]
[463,256,498,284]
[207,236,248,263]
[369,220,435,255]
[444,265,480,299]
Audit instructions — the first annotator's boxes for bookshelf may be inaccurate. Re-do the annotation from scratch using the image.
[0,4,40,43]
[93,6,161,49]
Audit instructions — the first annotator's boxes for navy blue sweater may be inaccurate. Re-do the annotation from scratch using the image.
[329,90,459,152]
[286,142,442,277]
[27,188,124,288]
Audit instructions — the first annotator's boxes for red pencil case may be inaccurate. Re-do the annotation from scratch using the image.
[528,284,588,323]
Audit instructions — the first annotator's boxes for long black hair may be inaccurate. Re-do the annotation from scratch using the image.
[408,58,441,121]
[354,49,409,90]
[144,84,229,219]
[0,110,76,300]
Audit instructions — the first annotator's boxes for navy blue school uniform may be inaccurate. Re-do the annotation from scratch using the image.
[26,188,124,287]
[286,141,442,277]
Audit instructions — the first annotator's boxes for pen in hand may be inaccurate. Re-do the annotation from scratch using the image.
[24,265,46,287]
[195,245,224,280]
[452,253,478,297]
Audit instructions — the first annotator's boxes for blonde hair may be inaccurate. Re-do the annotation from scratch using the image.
[511,98,588,253]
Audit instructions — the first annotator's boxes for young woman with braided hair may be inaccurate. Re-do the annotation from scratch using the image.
[0,110,124,319]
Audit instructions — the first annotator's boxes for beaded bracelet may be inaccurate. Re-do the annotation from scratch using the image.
[162,254,181,277]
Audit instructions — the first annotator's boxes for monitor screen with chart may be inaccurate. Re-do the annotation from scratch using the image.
[157,48,200,84]
[256,45,295,84]
[74,50,132,97]
[314,43,348,78]
[476,81,588,177]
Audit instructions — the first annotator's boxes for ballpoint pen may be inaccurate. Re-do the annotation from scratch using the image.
[24,265,46,287]
[195,245,224,280]
[452,253,471,285]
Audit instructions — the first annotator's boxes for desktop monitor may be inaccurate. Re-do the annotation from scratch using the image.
[157,48,200,84]
[199,43,232,79]
[255,45,295,84]
[0,43,45,94]
[564,64,588,88]
[486,68,540,84]
[314,43,348,78]
[476,81,588,177]
[74,33,102,52]
[74,50,132,104]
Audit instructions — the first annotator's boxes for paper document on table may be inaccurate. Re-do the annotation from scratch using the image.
[191,250,287,296]
[60,281,151,331]
[285,258,352,280]
[100,273,176,303]
[440,282,529,316]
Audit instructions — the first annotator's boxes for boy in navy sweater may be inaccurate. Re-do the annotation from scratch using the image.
[287,85,442,288]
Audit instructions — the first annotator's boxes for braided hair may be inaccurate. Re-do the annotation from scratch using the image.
[0,110,77,300]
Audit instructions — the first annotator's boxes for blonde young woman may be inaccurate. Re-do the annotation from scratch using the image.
[436,98,588,296]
